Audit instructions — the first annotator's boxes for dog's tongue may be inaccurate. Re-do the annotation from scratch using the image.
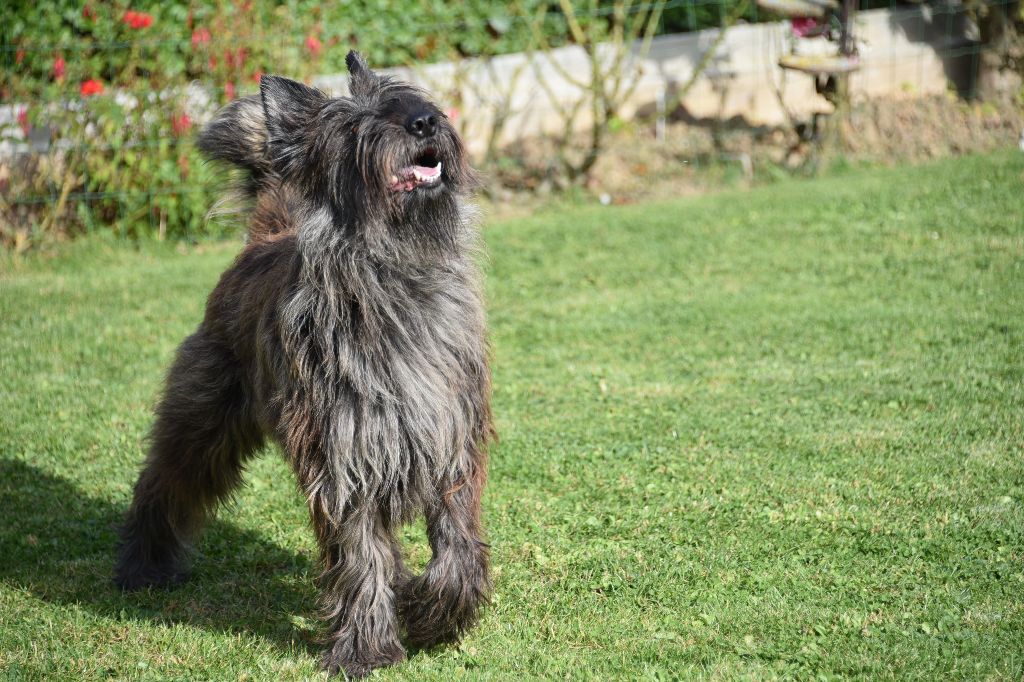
[411,163,441,178]
[389,161,443,192]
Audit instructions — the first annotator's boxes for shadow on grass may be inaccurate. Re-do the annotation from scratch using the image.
[0,458,319,657]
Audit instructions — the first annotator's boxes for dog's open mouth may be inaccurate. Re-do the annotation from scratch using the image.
[388,149,443,192]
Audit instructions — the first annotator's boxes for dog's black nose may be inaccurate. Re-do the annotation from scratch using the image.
[405,110,437,138]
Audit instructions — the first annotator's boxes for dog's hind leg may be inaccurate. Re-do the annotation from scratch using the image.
[114,330,263,591]
[400,446,491,648]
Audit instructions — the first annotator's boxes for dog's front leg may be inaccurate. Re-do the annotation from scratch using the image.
[302,485,406,678]
[400,449,491,648]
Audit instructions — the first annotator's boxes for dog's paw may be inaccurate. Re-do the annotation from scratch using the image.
[320,639,405,678]
[398,570,487,649]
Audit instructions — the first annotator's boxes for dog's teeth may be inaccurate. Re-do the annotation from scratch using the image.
[390,175,398,184]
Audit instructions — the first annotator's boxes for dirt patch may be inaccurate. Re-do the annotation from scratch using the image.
[845,95,1022,161]
[481,94,1023,219]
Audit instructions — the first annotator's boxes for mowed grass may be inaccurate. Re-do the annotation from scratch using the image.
[1,152,1022,680]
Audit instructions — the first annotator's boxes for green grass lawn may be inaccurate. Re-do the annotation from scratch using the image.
[1,152,1022,680]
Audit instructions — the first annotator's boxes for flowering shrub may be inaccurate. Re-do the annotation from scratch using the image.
[2,1,327,246]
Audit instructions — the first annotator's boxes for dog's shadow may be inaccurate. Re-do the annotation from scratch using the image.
[0,458,320,657]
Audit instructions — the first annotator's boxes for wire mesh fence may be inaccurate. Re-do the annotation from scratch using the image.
[1,0,1017,247]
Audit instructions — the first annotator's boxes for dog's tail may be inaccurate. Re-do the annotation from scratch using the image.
[197,95,271,198]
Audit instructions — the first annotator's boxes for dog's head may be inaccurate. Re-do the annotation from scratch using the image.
[258,51,472,227]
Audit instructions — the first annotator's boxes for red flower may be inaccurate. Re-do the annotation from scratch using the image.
[305,35,322,57]
[208,55,218,69]
[15,49,25,65]
[446,107,460,123]
[123,10,153,29]
[221,47,247,69]
[224,81,235,100]
[191,28,211,48]
[171,113,192,136]
[17,108,30,136]
[791,17,819,37]
[82,4,95,20]
[52,56,66,80]
[80,79,104,97]
[250,70,263,84]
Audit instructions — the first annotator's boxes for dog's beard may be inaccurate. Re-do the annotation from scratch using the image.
[312,157,463,263]
[333,129,466,254]
[357,119,465,191]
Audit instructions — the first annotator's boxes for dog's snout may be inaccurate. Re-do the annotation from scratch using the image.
[405,110,437,139]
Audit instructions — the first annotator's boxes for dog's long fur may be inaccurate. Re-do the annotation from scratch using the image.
[114,52,494,678]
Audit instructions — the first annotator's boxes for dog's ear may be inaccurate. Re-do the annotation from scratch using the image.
[346,50,377,97]
[260,75,326,142]
[198,95,269,178]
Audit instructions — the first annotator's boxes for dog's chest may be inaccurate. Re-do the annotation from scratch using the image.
[282,261,485,493]
[359,276,479,406]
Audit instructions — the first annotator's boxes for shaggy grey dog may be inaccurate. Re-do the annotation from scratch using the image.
[114,51,494,678]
